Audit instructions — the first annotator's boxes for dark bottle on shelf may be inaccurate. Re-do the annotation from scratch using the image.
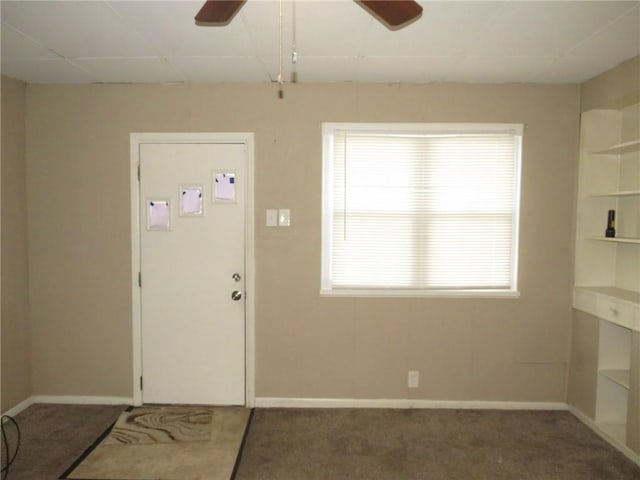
[605,209,616,238]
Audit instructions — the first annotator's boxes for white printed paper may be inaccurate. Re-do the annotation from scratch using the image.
[148,200,171,230]
[214,173,236,202]
[181,186,204,216]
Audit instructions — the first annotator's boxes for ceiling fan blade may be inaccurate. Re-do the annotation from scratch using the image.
[357,0,423,30]
[195,0,247,26]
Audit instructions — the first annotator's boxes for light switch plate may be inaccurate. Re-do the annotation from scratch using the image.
[278,209,291,227]
[266,209,278,227]
[408,370,419,388]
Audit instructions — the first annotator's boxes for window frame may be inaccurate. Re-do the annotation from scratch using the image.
[321,122,523,298]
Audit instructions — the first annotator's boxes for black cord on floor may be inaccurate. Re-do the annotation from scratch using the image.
[1,415,20,480]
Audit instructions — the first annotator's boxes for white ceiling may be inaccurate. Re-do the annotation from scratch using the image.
[1,0,639,85]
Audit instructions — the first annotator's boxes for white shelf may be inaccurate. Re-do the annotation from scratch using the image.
[592,139,640,155]
[600,369,631,390]
[589,190,640,197]
[575,286,640,305]
[588,236,640,244]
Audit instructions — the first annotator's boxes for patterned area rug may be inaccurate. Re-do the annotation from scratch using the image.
[64,406,251,480]
[104,406,212,444]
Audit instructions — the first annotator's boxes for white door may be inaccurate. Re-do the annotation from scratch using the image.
[139,142,245,405]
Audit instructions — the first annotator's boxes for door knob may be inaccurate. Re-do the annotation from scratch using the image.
[231,290,242,301]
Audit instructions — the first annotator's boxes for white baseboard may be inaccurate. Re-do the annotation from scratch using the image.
[31,395,132,405]
[255,397,568,411]
[567,405,640,467]
[1,395,131,421]
[1,396,35,418]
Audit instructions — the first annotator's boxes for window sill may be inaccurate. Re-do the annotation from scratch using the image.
[320,289,521,299]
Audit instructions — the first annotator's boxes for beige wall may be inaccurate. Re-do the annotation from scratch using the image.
[25,82,579,401]
[1,75,32,411]
[580,55,640,111]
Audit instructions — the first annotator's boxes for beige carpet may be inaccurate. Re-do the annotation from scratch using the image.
[67,406,250,480]
[3,404,126,480]
[234,408,640,480]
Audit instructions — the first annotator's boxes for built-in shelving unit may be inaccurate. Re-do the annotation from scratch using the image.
[574,95,640,303]
[595,319,632,445]
[573,92,639,462]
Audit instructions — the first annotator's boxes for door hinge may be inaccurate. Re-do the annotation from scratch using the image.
[138,272,142,288]
[140,376,143,390]
[137,164,141,181]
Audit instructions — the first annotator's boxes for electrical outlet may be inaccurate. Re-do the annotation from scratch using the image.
[408,370,419,388]
[278,208,291,226]
[266,209,278,227]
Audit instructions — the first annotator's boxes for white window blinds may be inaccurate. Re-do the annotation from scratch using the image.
[321,123,522,295]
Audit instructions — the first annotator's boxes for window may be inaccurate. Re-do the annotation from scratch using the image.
[321,123,523,297]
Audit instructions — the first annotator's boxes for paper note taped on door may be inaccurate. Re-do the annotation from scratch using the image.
[148,199,171,230]
[214,172,235,202]
[181,186,204,216]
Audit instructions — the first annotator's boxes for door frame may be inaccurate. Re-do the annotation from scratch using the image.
[129,132,255,407]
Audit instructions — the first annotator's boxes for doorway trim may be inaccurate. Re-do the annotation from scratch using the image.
[129,132,255,407]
